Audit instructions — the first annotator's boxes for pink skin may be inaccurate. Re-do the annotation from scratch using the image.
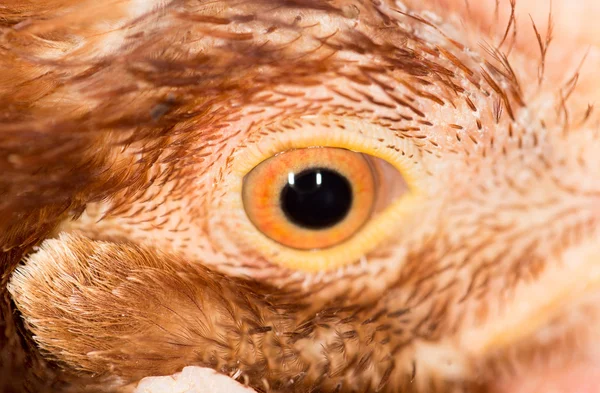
[494,365,600,393]
[456,2,600,392]
[471,2,600,391]
[436,0,600,101]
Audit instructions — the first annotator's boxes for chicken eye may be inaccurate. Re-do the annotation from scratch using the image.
[242,147,378,250]
[218,117,425,272]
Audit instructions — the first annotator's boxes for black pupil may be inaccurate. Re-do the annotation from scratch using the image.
[280,167,353,230]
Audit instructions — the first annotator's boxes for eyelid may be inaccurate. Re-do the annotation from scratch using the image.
[213,115,427,272]
[233,116,425,190]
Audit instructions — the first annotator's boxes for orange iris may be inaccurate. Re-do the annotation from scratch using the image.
[242,147,376,250]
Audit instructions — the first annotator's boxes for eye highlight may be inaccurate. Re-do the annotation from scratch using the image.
[242,147,376,250]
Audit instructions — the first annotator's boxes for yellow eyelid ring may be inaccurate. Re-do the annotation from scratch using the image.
[217,116,426,272]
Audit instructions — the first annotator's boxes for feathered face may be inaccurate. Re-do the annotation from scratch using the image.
[1,0,599,392]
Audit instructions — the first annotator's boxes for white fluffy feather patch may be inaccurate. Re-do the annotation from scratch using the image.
[132,366,256,393]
